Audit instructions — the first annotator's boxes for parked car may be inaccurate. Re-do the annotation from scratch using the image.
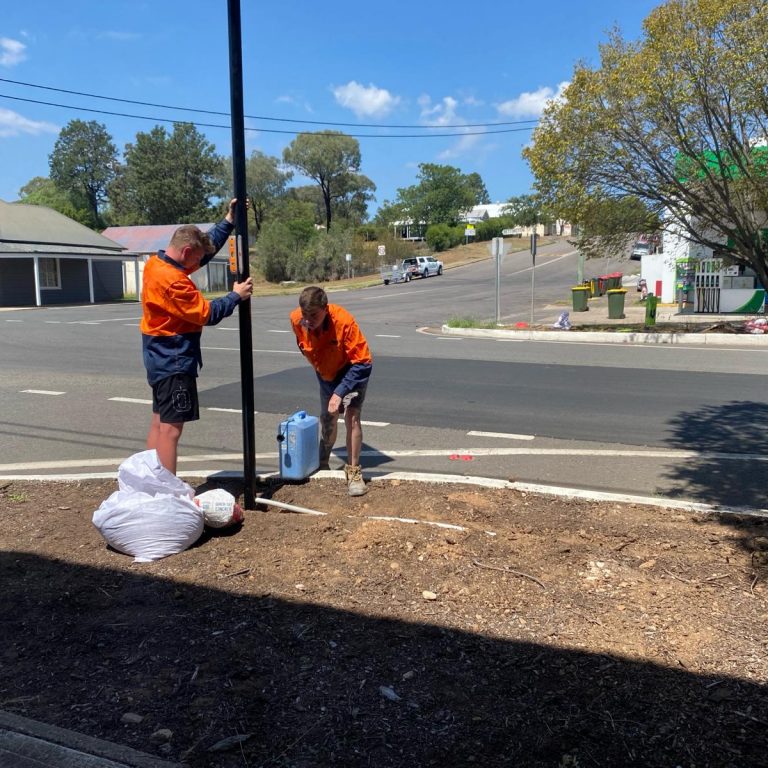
[630,242,651,260]
[401,255,444,278]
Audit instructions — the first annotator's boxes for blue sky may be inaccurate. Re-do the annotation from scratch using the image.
[1,0,661,216]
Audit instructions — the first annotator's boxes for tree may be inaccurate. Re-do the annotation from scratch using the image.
[222,151,292,236]
[502,194,547,228]
[395,164,479,226]
[17,176,92,225]
[110,123,225,225]
[524,0,768,282]
[466,172,491,205]
[49,120,118,227]
[282,131,374,230]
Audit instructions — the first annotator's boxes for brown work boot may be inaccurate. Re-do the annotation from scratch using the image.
[344,464,367,496]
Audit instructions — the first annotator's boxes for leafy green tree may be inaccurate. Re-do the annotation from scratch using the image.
[17,176,91,225]
[48,120,118,227]
[110,123,224,225]
[222,151,292,236]
[466,172,491,205]
[283,131,374,230]
[524,0,768,283]
[502,195,545,228]
[396,164,478,226]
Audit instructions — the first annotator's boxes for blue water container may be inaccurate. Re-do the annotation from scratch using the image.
[277,410,320,480]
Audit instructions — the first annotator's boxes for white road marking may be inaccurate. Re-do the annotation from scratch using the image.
[68,321,100,325]
[44,321,62,324]
[267,329,291,333]
[364,290,428,300]
[3,445,768,475]
[437,337,462,340]
[5,319,23,323]
[467,430,535,440]
[207,407,245,413]
[202,346,301,355]
[109,397,152,404]
[375,334,401,338]
[361,420,390,427]
[123,323,139,327]
[21,389,65,396]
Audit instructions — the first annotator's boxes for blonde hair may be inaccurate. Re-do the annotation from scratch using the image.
[169,225,215,255]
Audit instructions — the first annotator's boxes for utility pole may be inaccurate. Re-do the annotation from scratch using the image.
[227,0,256,509]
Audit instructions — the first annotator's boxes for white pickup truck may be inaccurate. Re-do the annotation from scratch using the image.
[401,255,444,278]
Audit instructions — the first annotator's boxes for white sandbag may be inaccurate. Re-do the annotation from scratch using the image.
[194,488,244,528]
[92,450,204,563]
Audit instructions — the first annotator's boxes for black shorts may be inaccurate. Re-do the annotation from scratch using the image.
[152,374,200,423]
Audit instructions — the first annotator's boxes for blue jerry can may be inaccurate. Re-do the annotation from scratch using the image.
[277,411,320,480]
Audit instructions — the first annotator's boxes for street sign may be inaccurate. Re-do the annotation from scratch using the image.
[345,253,352,262]
[502,228,515,236]
[465,225,476,236]
[377,245,386,257]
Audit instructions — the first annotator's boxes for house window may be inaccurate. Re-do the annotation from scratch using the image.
[39,258,61,289]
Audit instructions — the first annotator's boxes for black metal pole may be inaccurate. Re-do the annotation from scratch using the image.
[226,0,256,509]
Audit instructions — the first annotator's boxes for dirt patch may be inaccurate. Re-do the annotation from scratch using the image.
[2,477,767,767]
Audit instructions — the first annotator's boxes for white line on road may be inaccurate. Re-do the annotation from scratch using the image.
[361,420,390,427]
[44,321,62,324]
[5,319,22,322]
[202,346,301,355]
[21,389,65,396]
[207,407,246,413]
[364,290,428,300]
[375,334,401,338]
[68,321,100,325]
[4,446,766,474]
[267,329,291,333]
[467,430,535,441]
[437,337,462,340]
[109,397,152,404]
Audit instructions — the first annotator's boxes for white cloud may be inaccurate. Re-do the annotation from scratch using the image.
[0,108,59,138]
[419,95,460,127]
[438,132,483,160]
[496,81,569,118]
[332,81,400,118]
[97,30,140,42]
[0,37,27,67]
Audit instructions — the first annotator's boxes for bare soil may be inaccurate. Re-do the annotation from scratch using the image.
[2,476,768,767]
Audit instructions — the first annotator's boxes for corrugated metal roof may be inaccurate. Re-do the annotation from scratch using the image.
[0,200,126,253]
[101,223,228,258]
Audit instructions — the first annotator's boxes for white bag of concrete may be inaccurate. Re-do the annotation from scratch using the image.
[194,488,244,529]
[92,450,204,563]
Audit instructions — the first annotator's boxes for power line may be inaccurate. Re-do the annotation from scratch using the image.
[0,76,539,130]
[0,92,536,138]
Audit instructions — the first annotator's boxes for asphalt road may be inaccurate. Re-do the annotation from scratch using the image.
[2,242,767,509]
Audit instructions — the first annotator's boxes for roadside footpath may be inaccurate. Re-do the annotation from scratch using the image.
[441,277,768,346]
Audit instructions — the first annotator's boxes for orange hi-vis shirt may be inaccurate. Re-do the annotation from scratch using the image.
[290,303,373,395]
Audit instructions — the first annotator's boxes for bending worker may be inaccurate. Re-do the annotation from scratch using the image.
[290,286,372,496]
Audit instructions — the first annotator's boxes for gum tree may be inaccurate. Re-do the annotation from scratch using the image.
[524,0,768,283]
[283,131,374,231]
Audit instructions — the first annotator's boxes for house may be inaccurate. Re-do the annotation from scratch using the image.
[101,223,233,294]
[0,200,139,307]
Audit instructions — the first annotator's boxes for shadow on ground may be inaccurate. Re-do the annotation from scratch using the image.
[662,400,768,510]
[2,551,766,768]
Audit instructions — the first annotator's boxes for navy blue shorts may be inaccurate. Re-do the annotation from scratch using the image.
[152,374,200,423]
[318,380,367,416]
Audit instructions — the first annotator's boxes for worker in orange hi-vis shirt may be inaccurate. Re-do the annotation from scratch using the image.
[289,286,372,496]
[140,199,253,475]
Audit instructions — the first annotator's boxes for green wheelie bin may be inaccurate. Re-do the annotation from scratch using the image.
[571,285,590,312]
[607,288,627,319]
